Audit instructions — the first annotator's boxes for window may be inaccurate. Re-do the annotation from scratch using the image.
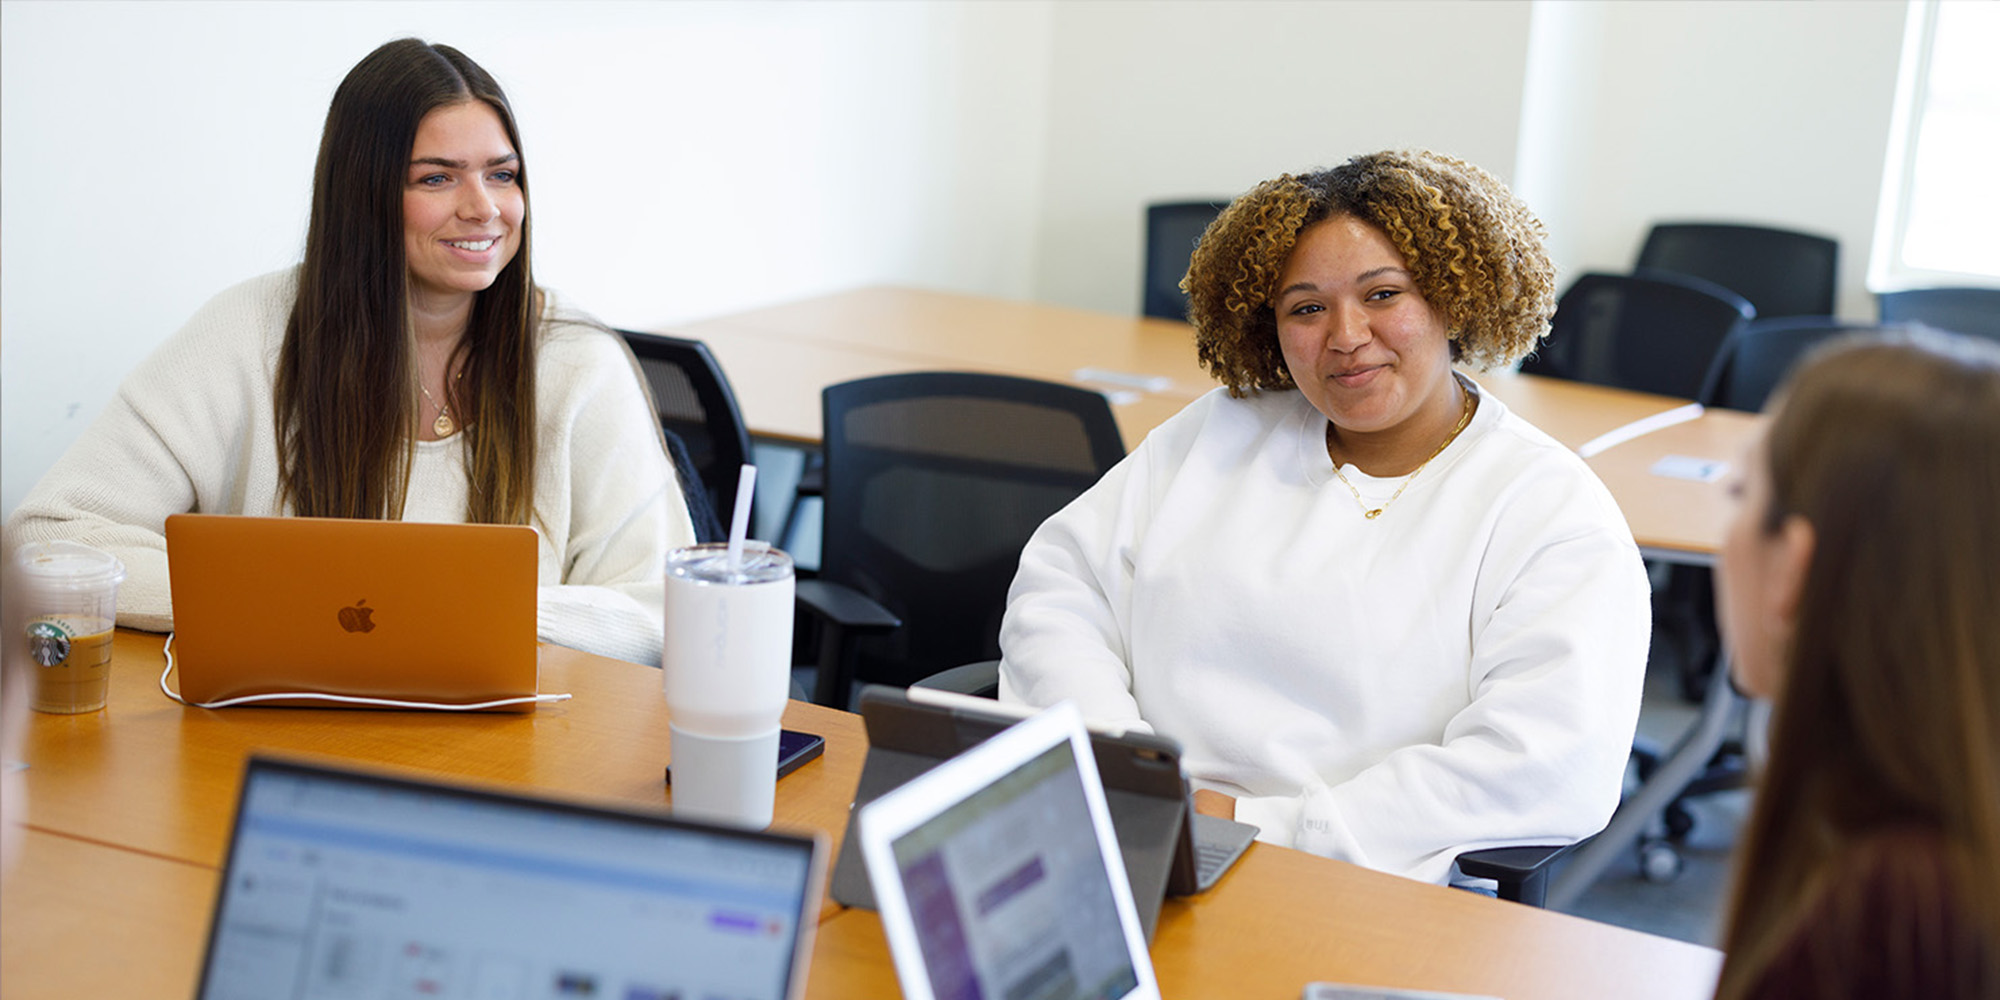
[1871,0,2000,290]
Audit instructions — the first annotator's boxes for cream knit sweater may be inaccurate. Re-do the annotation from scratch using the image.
[7,270,693,666]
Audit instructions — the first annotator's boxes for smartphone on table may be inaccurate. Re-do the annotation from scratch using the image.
[663,729,825,785]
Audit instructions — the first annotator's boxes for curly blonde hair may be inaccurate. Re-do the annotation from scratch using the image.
[1183,149,1556,393]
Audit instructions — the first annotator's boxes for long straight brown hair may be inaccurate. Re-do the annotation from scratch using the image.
[1716,332,2000,997]
[276,39,538,526]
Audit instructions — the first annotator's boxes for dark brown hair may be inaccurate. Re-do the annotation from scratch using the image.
[1717,331,2000,997]
[275,38,538,525]
[1183,149,1555,394]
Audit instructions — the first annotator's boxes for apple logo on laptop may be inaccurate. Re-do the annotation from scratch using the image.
[338,599,376,634]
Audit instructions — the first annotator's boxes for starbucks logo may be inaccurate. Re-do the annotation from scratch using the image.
[27,620,72,668]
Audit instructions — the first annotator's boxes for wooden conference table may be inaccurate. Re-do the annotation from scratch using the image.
[3,632,1722,999]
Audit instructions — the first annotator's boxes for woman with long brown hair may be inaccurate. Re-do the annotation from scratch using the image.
[6,39,692,666]
[1714,331,2000,997]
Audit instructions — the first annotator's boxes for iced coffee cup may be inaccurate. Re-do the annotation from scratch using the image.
[15,542,125,714]
[661,541,794,828]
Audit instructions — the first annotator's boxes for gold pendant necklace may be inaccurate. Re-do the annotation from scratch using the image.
[1329,376,1477,520]
[420,370,464,438]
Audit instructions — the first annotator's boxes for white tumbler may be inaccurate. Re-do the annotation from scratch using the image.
[662,541,795,828]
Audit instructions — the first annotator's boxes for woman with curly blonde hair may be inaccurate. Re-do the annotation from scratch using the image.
[999,150,1650,886]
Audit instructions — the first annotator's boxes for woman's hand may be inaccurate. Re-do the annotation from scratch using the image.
[1192,787,1237,820]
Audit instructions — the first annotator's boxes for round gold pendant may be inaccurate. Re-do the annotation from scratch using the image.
[433,413,455,437]
[1364,508,1384,520]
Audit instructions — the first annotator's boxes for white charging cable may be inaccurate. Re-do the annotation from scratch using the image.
[157,632,572,710]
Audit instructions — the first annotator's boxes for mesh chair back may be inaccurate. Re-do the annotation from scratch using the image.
[1878,287,2000,341]
[1521,272,1755,401]
[1702,318,1905,412]
[1636,222,1838,319]
[1143,200,1231,320]
[618,331,754,537]
[820,372,1125,693]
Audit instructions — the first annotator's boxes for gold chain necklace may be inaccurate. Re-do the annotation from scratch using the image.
[1327,377,1477,520]
[419,369,464,438]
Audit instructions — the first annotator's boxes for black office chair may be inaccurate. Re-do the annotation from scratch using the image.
[1142,200,1231,321]
[1522,273,1747,701]
[796,372,1125,710]
[1878,286,2000,341]
[1636,222,1839,320]
[1658,316,1906,694]
[1520,274,1750,895]
[617,331,755,540]
[1627,318,1911,887]
[1702,317,1906,412]
[911,664,1575,907]
[1521,271,1755,401]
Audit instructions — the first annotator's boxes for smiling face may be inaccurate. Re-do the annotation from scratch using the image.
[1273,215,1461,468]
[402,100,524,312]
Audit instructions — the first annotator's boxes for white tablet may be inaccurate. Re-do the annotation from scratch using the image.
[856,701,1161,1000]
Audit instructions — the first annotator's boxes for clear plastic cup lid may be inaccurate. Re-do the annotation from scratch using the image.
[15,541,127,590]
[667,542,793,585]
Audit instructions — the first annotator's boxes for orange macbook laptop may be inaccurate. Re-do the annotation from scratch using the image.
[164,514,552,710]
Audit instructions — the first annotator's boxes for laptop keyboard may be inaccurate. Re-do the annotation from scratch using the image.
[1196,839,1235,881]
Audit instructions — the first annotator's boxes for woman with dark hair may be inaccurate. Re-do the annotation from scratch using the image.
[1000,150,1650,885]
[6,39,692,666]
[1713,332,1999,998]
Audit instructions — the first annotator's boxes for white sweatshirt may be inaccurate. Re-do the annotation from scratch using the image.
[6,270,694,666]
[999,383,1649,884]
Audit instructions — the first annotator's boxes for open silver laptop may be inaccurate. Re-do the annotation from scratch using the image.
[195,756,826,1000]
[857,702,1161,1000]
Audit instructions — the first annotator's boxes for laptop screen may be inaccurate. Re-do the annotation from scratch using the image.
[197,758,822,1000]
[862,703,1156,1000]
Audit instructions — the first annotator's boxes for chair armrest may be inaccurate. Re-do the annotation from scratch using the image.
[795,454,824,498]
[1455,842,1578,908]
[910,660,1000,698]
[794,579,901,632]
[794,579,900,707]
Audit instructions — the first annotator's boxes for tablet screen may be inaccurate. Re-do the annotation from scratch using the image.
[889,739,1141,1000]
[198,758,821,1000]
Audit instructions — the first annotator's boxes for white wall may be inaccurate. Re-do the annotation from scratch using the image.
[0,0,1055,515]
[0,0,1914,516]
[1516,0,1906,319]
[1030,1,1534,315]
[1027,0,1907,320]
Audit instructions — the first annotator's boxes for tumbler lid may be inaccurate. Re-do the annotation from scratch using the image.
[667,542,793,586]
[15,540,127,591]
